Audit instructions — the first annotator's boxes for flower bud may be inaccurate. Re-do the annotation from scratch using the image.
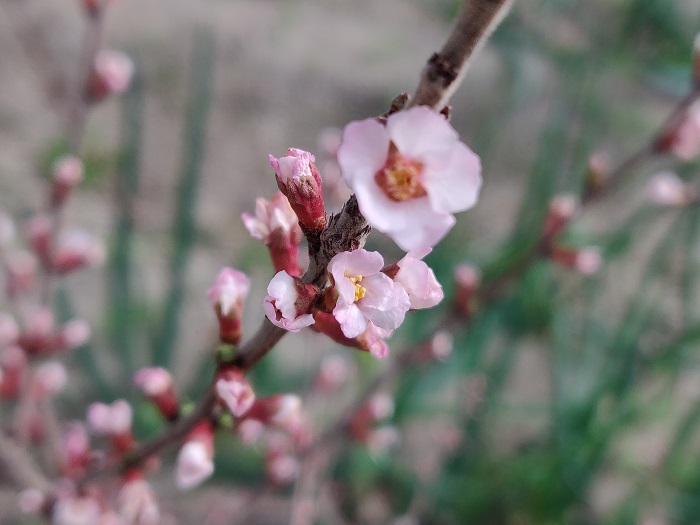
[549,246,602,275]
[34,361,68,397]
[134,367,179,421]
[176,421,214,490]
[86,50,135,101]
[118,478,160,525]
[242,193,302,276]
[87,399,133,452]
[647,171,696,206]
[269,149,327,233]
[5,250,38,297]
[454,264,481,317]
[215,367,255,418]
[27,214,54,264]
[266,453,300,485]
[656,101,700,160]
[314,354,354,392]
[542,194,577,240]
[244,394,302,431]
[207,267,250,345]
[61,422,91,477]
[263,271,317,332]
[52,230,106,274]
[584,152,610,196]
[50,156,84,207]
[0,345,26,398]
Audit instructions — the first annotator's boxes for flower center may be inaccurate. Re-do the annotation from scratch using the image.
[346,274,366,302]
[375,152,426,202]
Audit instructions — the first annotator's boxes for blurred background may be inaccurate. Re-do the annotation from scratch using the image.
[2,0,700,523]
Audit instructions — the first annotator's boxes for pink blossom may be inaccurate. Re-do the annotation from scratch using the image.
[53,230,106,273]
[134,367,172,397]
[266,454,300,485]
[337,106,482,251]
[269,149,326,232]
[543,194,577,239]
[176,441,214,490]
[242,193,299,242]
[575,247,603,275]
[52,496,102,525]
[647,171,694,206]
[243,193,302,276]
[0,313,19,346]
[118,479,160,525]
[207,267,250,345]
[18,488,45,514]
[34,361,68,396]
[368,393,394,420]
[88,50,135,99]
[429,330,453,361]
[356,323,392,359]
[392,249,444,309]
[61,319,91,349]
[263,271,316,332]
[328,249,410,338]
[51,156,84,206]
[87,400,132,436]
[215,367,255,417]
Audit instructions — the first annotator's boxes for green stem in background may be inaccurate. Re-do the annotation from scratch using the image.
[153,30,215,368]
[110,58,143,381]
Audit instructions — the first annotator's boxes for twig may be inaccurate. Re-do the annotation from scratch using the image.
[411,0,514,109]
[0,431,53,493]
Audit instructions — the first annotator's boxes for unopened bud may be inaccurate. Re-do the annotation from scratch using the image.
[656,101,700,160]
[269,149,327,233]
[87,399,132,437]
[207,267,250,345]
[454,263,481,317]
[34,361,68,397]
[176,421,215,490]
[134,367,179,420]
[86,50,135,101]
[550,246,602,276]
[314,354,354,392]
[27,214,54,263]
[51,156,84,206]
[585,152,610,196]
[542,194,577,240]
[368,393,394,421]
[52,230,106,274]
[61,319,91,350]
[5,250,38,297]
[647,171,696,206]
[266,453,300,485]
[215,367,255,418]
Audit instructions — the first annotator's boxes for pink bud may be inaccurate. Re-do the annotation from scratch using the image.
[87,399,132,436]
[176,422,215,491]
[61,422,91,476]
[586,152,610,194]
[18,488,46,515]
[53,230,106,274]
[61,319,91,350]
[27,214,54,263]
[242,193,302,276]
[5,250,38,297]
[51,156,84,206]
[658,101,700,160]
[215,367,255,417]
[207,267,250,345]
[237,418,265,445]
[0,346,26,398]
[0,313,19,346]
[118,479,160,525]
[366,425,401,455]
[134,367,178,420]
[454,263,481,316]
[429,330,453,361]
[52,496,102,525]
[34,361,68,397]
[87,50,135,101]
[314,354,354,392]
[542,194,577,239]
[266,453,300,485]
[647,171,694,206]
[575,247,603,275]
[368,393,394,421]
[269,148,327,233]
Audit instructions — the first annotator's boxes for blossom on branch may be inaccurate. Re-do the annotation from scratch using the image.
[387,249,444,310]
[242,193,302,276]
[207,267,250,345]
[86,50,135,101]
[215,367,255,418]
[263,271,316,332]
[337,105,482,251]
[269,148,327,233]
[328,249,410,339]
[176,421,215,490]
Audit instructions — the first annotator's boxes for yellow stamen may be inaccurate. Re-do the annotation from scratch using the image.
[346,274,367,302]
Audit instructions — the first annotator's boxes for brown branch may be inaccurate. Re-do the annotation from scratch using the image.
[0,431,53,493]
[411,0,514,109]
